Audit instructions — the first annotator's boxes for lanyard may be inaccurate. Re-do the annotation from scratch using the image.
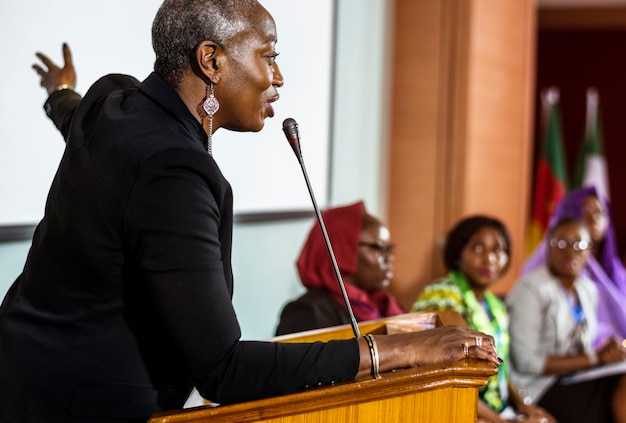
[561,286,585,324]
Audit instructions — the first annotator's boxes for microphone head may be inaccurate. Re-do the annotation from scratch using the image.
[282,117,302,159]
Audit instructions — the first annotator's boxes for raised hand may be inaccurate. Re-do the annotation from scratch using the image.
[32,43,76,95]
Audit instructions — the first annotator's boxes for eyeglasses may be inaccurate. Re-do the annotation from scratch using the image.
[359,242,396,257]
[549,238,591,252]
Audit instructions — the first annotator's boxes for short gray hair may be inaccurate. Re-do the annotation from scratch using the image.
[152,0,259,86]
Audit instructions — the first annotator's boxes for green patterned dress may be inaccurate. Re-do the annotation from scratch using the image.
[411,271,510,413]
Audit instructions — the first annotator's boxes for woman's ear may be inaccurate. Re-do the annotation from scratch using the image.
[194,41,223,84]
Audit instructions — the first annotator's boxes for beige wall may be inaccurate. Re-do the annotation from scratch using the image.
[387,0,536,309]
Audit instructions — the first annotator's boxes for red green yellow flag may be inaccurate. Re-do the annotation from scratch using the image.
[573,87,610,200]
[526,87,569,256]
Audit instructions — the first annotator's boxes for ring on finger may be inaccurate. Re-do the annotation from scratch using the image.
[475,336,483,347]
[462,342,469,358]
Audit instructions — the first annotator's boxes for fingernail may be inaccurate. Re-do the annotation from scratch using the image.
[497,356,504,364]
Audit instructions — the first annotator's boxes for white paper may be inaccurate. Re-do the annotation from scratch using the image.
[561,360,626,385]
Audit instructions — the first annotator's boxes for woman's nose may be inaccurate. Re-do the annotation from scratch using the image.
[378,252,394,265]
[272,62,284,87]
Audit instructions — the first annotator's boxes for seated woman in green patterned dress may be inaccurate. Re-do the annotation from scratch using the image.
[412,215,555,423]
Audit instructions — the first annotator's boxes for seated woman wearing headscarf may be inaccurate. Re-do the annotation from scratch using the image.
[523,186,626,345]
[275,201,405,336]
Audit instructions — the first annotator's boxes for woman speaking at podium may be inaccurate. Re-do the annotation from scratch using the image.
[0,1,501,421]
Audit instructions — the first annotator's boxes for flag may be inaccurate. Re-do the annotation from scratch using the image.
[526,87,569,255]
[573,87,610,200]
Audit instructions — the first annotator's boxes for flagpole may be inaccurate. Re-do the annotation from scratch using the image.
[577,86,610,200]
[586,87,598,140]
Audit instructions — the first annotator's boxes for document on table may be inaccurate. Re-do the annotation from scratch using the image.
[561,360,626,385]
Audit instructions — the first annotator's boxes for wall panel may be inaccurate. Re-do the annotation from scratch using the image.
[387,0,535,308]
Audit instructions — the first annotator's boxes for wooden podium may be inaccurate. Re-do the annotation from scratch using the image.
[149,311,496,423]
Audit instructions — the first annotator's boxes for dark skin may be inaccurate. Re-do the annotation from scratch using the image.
[178,6,284,136]
[32,43,76,95]
[458,227,509,302]
[347,214,394,293]
[32,2,501,384]
[581,195,608,261]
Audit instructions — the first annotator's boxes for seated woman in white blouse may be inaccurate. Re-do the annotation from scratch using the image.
[507,217,626,423]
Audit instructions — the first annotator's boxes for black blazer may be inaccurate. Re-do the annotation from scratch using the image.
[275,288,352,336]
[0,73,358,422]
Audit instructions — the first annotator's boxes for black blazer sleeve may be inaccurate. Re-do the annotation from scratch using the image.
[44,88,82,141]
[125,150,360,405]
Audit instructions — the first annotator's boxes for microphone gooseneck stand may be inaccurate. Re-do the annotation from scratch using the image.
[282,118,361,339]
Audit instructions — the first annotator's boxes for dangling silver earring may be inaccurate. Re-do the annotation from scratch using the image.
[203,82,220,155]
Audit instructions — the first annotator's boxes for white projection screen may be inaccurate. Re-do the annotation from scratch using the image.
[0,0,334,230]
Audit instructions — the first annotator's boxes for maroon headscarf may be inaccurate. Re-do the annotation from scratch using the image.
[296,201,405,322]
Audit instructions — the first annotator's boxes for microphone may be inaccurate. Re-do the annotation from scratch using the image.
[282,118,361,338]
[282,117,302,160]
